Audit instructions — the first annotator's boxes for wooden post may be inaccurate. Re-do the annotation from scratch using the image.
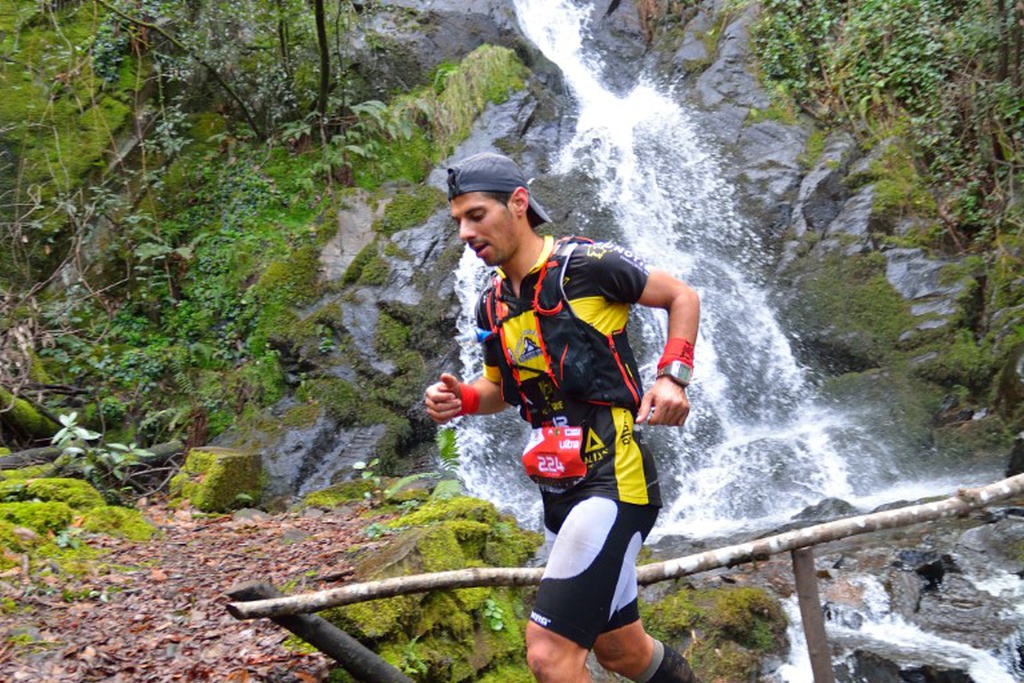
[227,581,415,683]
[791,548,835,683]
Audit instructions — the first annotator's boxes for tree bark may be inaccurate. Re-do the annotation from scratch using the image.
[227,582,414,683]
[314,0,330,124]
[226,473,1024,620]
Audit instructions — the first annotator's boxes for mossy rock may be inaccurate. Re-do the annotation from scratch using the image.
[0,501,74,534]
[302,479,376,508]
[325,495,541,681]
[0,465,54,481]
[0,518,42,554]
[81,505,157,541]
[374,185,446,236]
[169,447,262,513]
[474,662,535,683]
[0,477,105,511]
[641,583,787,683]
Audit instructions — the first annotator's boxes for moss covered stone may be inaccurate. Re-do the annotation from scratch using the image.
[0,477,106,511]
[0,501,74,534]
[325,495,541,682]
[169,447,262,512]
[81,505,157,541]
[374,185,446,235]
[780,250,916,371]
[641,583,787,683]
[0,465,54,481]
[302,480,376,508]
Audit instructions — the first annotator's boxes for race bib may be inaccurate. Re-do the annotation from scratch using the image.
[521,426,586,486]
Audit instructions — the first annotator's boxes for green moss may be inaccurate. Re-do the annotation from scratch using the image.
[326,595,416,640]
[641,583,787,683]
[281,402,322,428]
[475,663,535,683]
[254,245,323,309]
[484,520,543,568]
[302,480,376,508]
[706,586,786,650]
[933,414,1012,463]
[342,240,389,286]
[847,137,937,228]
[169,447,262,512]
[6,478,106,511]
[418,524,469,572]
[323,494,539,681]
[0,518,40,553]
[0,465,53,481]
[296,377,374,427]
[80,505,157,541]
[800,129,827,169]
[375,313,411,355]
[0,387,58,440]
[911,328,997,391]
[783,251,915,367]
[375,185,446,235]
[393,496,500,528]
[0,501,73,533]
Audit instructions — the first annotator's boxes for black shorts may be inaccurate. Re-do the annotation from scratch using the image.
[529,496,659,649]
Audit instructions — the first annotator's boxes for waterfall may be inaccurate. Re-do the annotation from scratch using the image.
[453,0,974,538]
[442,3,1022,680]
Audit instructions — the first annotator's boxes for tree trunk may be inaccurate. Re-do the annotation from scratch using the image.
[226,473,1024,619]
[314,0,330,125]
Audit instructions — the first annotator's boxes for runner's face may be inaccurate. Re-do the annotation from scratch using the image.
[450,192,518,267]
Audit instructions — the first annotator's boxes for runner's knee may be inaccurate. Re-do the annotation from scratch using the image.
[526,623,589,683]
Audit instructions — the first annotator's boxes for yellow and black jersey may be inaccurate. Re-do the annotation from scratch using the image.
[475,236,662,508]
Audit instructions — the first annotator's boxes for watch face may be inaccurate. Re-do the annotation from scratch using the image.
[659,360,692,386]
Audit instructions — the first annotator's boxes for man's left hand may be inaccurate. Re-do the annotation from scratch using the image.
[636,377,690,426]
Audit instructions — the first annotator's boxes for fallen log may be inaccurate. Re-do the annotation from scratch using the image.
[227,582,414,683]
[0,439,185,470]
[226,473,1024,620]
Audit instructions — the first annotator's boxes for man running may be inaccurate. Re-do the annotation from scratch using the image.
[424,151,702,683]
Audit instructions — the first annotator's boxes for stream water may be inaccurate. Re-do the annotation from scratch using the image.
[448,1,1020,679]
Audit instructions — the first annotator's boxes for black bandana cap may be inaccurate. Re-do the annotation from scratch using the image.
[447,152,552,227]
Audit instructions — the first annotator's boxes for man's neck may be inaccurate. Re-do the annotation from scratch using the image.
[504,230,546,295]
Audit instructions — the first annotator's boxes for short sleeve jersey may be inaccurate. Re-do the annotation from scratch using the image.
[476,236,662,509]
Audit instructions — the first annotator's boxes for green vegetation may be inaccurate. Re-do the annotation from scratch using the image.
[641,584,787,682]
[323,495,541,683]
[168,447,262,512]
[1,0,527,457]
[752,0,1022,251]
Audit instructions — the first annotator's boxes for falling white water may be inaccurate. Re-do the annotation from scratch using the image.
[453,1,995,535]
[441,3,1022,680]
[770,575,1021,683]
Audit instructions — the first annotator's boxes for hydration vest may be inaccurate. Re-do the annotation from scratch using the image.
[478,237,644,419]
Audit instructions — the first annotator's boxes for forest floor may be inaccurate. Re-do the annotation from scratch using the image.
[0,497,395,682]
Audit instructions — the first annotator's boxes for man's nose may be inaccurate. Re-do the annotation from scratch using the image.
[457,221,474,242]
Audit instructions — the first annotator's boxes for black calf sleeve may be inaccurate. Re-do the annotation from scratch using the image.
[641,642,702,683]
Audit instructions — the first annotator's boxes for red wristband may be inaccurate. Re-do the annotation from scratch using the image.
[658,338,695,370]
[458,383,480,416]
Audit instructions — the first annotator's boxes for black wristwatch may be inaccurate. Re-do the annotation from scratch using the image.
[656,360,692,388]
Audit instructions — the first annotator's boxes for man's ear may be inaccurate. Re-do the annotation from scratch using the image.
[509,186,530,220]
